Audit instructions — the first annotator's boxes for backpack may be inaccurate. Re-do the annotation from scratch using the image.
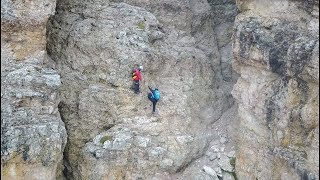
[132,69,138,80]
[132,73,137,80]
[153,89,160,101]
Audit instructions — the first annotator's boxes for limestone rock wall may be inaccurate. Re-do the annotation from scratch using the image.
[208,0,239,83]
[232,0,319,179]
[2,0,318,179]
[1,0,67,179]
[46,0,231,179]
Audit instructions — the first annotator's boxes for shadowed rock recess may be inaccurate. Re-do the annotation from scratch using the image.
[1,0,318,180]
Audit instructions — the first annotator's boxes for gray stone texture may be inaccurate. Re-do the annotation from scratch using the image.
[46,0,227,179]
[1,0,67,179]
[232,0,319,179]
[1,0,319,179]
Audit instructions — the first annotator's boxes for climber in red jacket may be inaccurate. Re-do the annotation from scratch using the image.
[132,66,142,94]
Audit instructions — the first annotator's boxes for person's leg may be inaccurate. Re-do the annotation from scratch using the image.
[137,80,140,93]
[134,81,139,93]
[152,101,156,112]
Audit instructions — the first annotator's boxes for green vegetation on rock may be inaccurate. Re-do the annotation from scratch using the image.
[229,157,236,166]
[100,135,113,144]
[137,22,145,30]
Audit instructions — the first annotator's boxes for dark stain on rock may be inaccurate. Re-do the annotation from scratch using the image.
[268,28,295,75]
[300,169,316,180]
[239,31,253,60]
[269,48,286,75]
[290,0,317,13]
[103,124,115,131]
[23,145,30,161]
[237,19,316,80]
[266,100,275,130]
[1,130,9,158]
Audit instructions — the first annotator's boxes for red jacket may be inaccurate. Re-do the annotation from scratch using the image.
[134,69,142,81]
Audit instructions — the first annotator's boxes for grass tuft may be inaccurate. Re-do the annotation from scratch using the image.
[137,22,145,30]
[100,135,113,144]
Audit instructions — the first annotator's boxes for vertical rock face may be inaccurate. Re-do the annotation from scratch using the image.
[208,0,239,83]
[46,0,233,179]
[3,0,317,179]
[1,0,67,179]
[232,0,319,179]
[207,0,239,115]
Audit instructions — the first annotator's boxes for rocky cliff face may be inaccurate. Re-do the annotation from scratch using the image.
[1,0,319,179]
[46,0,235,179]
[1,0,67,179]
[208,0,239,83]
[232,0,319,179]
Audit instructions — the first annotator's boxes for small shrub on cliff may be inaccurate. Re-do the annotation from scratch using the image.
[100,135,113,144]
[228,157,239,179]
[137,22,145,30]
[229,157,236,166]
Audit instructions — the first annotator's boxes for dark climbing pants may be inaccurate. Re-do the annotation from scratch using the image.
[152,101,157,112]
[134,80,140,93]
[148,93,158,112]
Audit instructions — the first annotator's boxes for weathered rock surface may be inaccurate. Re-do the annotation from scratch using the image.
[203,165,219,179]
[1,0,67,179]
[208,0,239,83]
[46,0,230,179]
[232,0,319,179]
[168,104,239,180]
[2,0,318,179]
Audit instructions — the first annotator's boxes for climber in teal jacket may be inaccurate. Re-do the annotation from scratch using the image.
[148,86,160,113]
